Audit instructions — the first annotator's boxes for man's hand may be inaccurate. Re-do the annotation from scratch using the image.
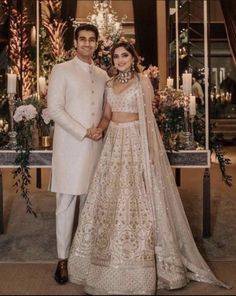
[91,127,103,140]
[86,127,103,141]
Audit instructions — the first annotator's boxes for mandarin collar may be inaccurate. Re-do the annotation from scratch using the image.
[74,56,94,73]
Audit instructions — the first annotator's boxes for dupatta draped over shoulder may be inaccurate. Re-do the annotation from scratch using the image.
[137,74,230,290]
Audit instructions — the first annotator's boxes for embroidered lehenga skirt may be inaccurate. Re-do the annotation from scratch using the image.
[68,120,156,295]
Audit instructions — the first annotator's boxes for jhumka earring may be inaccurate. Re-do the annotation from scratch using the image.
[131,62,135,72]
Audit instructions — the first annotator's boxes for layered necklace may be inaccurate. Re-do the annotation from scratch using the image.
[117,70,133,84]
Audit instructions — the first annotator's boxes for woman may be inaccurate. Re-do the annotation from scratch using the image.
[68,42,229,295]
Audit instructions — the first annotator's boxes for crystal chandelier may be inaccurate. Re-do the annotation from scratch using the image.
[87,0,127,41]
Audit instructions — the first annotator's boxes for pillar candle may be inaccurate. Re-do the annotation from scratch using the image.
[7,73,17,94]
[182,72,192,95]
[189,95,196,116]
[39,76,46,94]
[167,76,174,88]
[30,25,36,47]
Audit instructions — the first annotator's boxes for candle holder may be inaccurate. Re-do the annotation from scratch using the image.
[41,135,51,149]
[189,115,197,149]
[179,131,192,149]
[6,93,17,150]
[180,109,196,150]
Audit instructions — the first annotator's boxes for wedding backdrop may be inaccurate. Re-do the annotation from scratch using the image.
[0,0,234,160]
[0,2,236,295]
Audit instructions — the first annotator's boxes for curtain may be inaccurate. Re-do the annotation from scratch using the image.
[132,0,157,68]
[220,0,236,65]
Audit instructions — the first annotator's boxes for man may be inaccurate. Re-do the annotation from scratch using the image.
[220,72,236,104]
[192,76,204,106]
[47,24,108,285]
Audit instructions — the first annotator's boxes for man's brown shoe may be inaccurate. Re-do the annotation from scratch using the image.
[54,259,68,284]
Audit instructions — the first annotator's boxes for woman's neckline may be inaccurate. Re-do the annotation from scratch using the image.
[111,76,138,95]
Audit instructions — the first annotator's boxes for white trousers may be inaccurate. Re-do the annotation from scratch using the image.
[56,193,86,259]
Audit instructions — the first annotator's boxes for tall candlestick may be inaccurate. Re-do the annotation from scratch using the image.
[175,0,179,90]
[31,25,36,47]
[167,76,174,88]
[39,76,46,94]
[36,0,40,96]
[189,95,196,116]
[7,73,17,94]
[182,72,192,95]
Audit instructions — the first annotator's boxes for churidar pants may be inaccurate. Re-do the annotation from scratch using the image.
[56,193,86,259]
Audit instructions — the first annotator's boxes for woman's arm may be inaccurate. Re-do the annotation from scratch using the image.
[97,101,112,132]
[90,101,112,140]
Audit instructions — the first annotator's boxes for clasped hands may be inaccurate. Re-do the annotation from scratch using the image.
[86,127,103,141]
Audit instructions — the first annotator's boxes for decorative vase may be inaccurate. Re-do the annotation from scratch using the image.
[7,131,18,150]
[41,135,51,148]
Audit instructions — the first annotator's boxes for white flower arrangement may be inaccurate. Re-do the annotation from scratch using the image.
[41,108,51,125]
[143,65,160,79]
[38,107,53,136]
[13,104,37,123]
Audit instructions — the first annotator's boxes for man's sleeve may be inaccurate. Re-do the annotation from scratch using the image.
[47,64,87,141]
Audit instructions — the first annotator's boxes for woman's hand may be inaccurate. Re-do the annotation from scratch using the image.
[86,127,103,141]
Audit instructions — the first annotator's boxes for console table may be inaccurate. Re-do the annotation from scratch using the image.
[0,149,211,237]
[0,149,52,235]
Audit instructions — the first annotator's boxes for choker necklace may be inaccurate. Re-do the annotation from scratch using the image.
[117,70,133,84]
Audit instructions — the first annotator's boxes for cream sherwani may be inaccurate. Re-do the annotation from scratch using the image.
[47,56,108,259]
[48,56,108,195]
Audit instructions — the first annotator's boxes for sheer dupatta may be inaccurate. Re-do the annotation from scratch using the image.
[137,74,230,290]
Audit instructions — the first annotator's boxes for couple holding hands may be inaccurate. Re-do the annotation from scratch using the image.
[47,23,230,295]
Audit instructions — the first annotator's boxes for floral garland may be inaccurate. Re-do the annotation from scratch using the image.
[193,112,232,186]
[12,102,38,216]
[12,96,53,216]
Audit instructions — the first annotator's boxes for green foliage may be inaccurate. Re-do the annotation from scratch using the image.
[39,27,55,79]
[0,93,10,120]
[210,133,232,187]
[155,88,187,151]
[193,111,232,186]
[157,106,185,151]
[11,95,44,217]
[11,95,54,216]
[0,93,10,148]
[12,120,37,217]
[155,91,232,187]
[0,131,9,147]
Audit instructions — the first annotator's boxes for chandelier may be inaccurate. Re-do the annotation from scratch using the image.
[87,0,127,41]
